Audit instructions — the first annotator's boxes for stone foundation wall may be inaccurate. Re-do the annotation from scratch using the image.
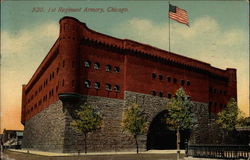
[22,91,246,153]
[22,101,65,152]
[124,91,211,146]
[63,94,136,153]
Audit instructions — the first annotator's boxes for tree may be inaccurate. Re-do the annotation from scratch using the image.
[166,88,196,160]
[121,103,148,153]
[216,98,244,131]
[71,103,103,154]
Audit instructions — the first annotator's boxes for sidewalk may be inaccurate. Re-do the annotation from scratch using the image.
[9,149,185,156]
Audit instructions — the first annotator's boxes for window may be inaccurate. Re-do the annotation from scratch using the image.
[209,102,212,107]
[94,82,100,89]
[94,63,100,70]
[209,87,212,93]
[63,60,65,68]
[72,80,75,87]
[167,93,172,99]
[159,75,163,81]
[187,81,191,86]
[181,80,185,86]
[173,78,177,84]
[106,65,111,72]
[223,91,227,95]
[152,73,156,79]
[114,85,120,92]
[85,80,91,88]
[151,90,156,96]
[213,88,217,94]
[62,79,64,87]
[114,66,120,73]
[105,83,112,91]
[84,61,91,68]
[159,92,163,97]
[167,76,171,82]
[57,67,59,74]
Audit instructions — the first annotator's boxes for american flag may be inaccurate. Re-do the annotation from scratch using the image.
[169,4,189,26]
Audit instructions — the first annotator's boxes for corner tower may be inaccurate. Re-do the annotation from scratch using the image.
[58,17,81,101]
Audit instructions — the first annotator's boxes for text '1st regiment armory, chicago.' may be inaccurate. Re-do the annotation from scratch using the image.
[21,16,237,153]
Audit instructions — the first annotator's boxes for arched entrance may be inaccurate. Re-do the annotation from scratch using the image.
[146,110,190,150]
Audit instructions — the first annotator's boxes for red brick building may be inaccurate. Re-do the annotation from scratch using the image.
[21,17,237,152]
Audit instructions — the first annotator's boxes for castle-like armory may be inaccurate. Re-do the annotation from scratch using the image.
[21,17,237,153]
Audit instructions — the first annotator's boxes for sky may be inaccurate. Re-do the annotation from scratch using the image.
[0,0,249,133]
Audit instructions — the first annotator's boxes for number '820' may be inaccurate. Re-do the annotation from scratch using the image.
[32,7,44,12]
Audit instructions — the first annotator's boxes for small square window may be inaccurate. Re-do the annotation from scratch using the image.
[84,61,91,68]
[94,82,100,89]
[167,93,172,99]
[106,65,111,72]
[105,84,112,91]
[85,80,91,88]
[114,85,120,92]
[114,67,120,73]
[151,90,156,96]
[94,63,100,70]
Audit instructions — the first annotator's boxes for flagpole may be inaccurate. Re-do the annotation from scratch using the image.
[168,0,171,52]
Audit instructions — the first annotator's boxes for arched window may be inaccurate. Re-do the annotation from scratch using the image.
[159,92,163,97]
[152,73,156,79]
[85,80,91,88]
[94,82,100,89]
[94,63,100,70]
[173,78,177,84]
[105,83,112,91]
[114,85,120,92]
[159,75,163,81]
[181,80,185,86]
[114,66,120,73]
[151,90,156,96]
[84,60,91,68]
[106,65,111,72]
[167,93,172,99]
[167,76,171,82]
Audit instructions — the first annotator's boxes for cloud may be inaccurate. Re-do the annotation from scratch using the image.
[2,21,59,57]
[111,16,249,115]
[1,21,59,132]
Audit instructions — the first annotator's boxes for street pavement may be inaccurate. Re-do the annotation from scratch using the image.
[1,149,185,160]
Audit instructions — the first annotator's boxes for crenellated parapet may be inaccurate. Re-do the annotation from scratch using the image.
[60,17,233,79]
